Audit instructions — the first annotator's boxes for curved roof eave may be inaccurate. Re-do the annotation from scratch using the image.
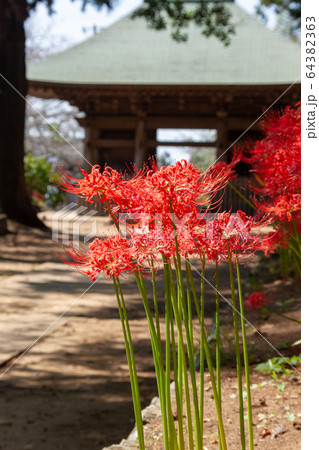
[28,80,301,100]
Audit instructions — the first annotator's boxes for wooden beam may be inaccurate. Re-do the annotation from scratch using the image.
[96,138,135,148]
[91,116,137,129]
[134,117,146,168]
[146,116,260,130]
[95,138,216,148]
[216,122,229,162]
[86,115,260,131]
[152,140,216,147]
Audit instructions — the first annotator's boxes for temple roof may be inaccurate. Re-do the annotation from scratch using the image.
[27,2,300,87]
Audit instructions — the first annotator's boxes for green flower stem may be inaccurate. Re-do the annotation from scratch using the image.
[279,248,288,279]
[150,258,161,347]
[171,258,186,448]
[215,262,221,400]
[107,207,146,447]
[279,222,300,257]
[186,262,194,354]
[134,272,170,450]
[167,262,195,450]
[281,221,301,259]
[172,259,184,450]
[168,198,202,449]
[290,247,301,279]
[229,183,257,211]
[215,262,222,450]
[288,234,301,254]
[236,258,254,450]
[272,311,301,324]
[291,217,301,250]
[288,240,301,258]
[200,257,205,438]
[185,259,227,450]
[113,277,145,450]
[163,259,179,449]
[163,257,185,450]
[169,290,185,450]
[104,199,120,231]
[227,243,246,450]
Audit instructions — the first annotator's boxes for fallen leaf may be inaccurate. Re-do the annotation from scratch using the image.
[259,428,271,438]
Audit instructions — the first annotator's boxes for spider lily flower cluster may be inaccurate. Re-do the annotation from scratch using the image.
[57,158,278,450]
[239,103,301,279]
[245,292,268,311]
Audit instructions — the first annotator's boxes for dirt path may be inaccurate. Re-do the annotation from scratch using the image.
[0,213,301,450]
[0,215,160,449]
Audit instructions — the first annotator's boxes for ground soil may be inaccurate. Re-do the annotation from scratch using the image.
[0,214,301,450]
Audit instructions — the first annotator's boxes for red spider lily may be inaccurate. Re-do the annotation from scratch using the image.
[55,164,113,204]
[55,158,237,229]
[129,218,201,261]
[130,230,177,261]
[241,104,301,223]
[201,211,275,263]
[208,148,242,181]
[32,190,45,203]
[253,227,289,256]
[60,235,139,281]
[254,193,301,222]
[55,164,145,211]
[135,159,233,219]
[244,292,267,311]
[55,159,239,280]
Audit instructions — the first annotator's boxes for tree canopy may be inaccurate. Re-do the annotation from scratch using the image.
[256,0,301,39]
[132,0,235,44]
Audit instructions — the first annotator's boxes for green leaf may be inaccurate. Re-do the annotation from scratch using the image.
[278,382,285,394]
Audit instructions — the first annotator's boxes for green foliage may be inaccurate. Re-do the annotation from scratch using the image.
[256,0,301,38]
[46,122,63,143]
[254,355,301,380]
[131,0,235,44]
[24,153,64,208]
[26,0,236,45]
[157,150,174,167]
[277,381,285,394]
[189,147,217,171]
[26,0,113,16]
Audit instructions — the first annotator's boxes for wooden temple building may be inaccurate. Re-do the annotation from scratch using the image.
[27,0,300,210]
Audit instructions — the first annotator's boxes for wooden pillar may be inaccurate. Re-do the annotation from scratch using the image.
[146,128,157,161]
[216,119,229,162]
[134,115,146,168]
[85,125,97,168]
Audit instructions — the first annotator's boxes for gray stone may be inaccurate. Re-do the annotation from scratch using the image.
[102,383,177,449]
[142,396,161,424]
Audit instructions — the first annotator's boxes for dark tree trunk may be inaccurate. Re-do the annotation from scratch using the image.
[0,0,45,228]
